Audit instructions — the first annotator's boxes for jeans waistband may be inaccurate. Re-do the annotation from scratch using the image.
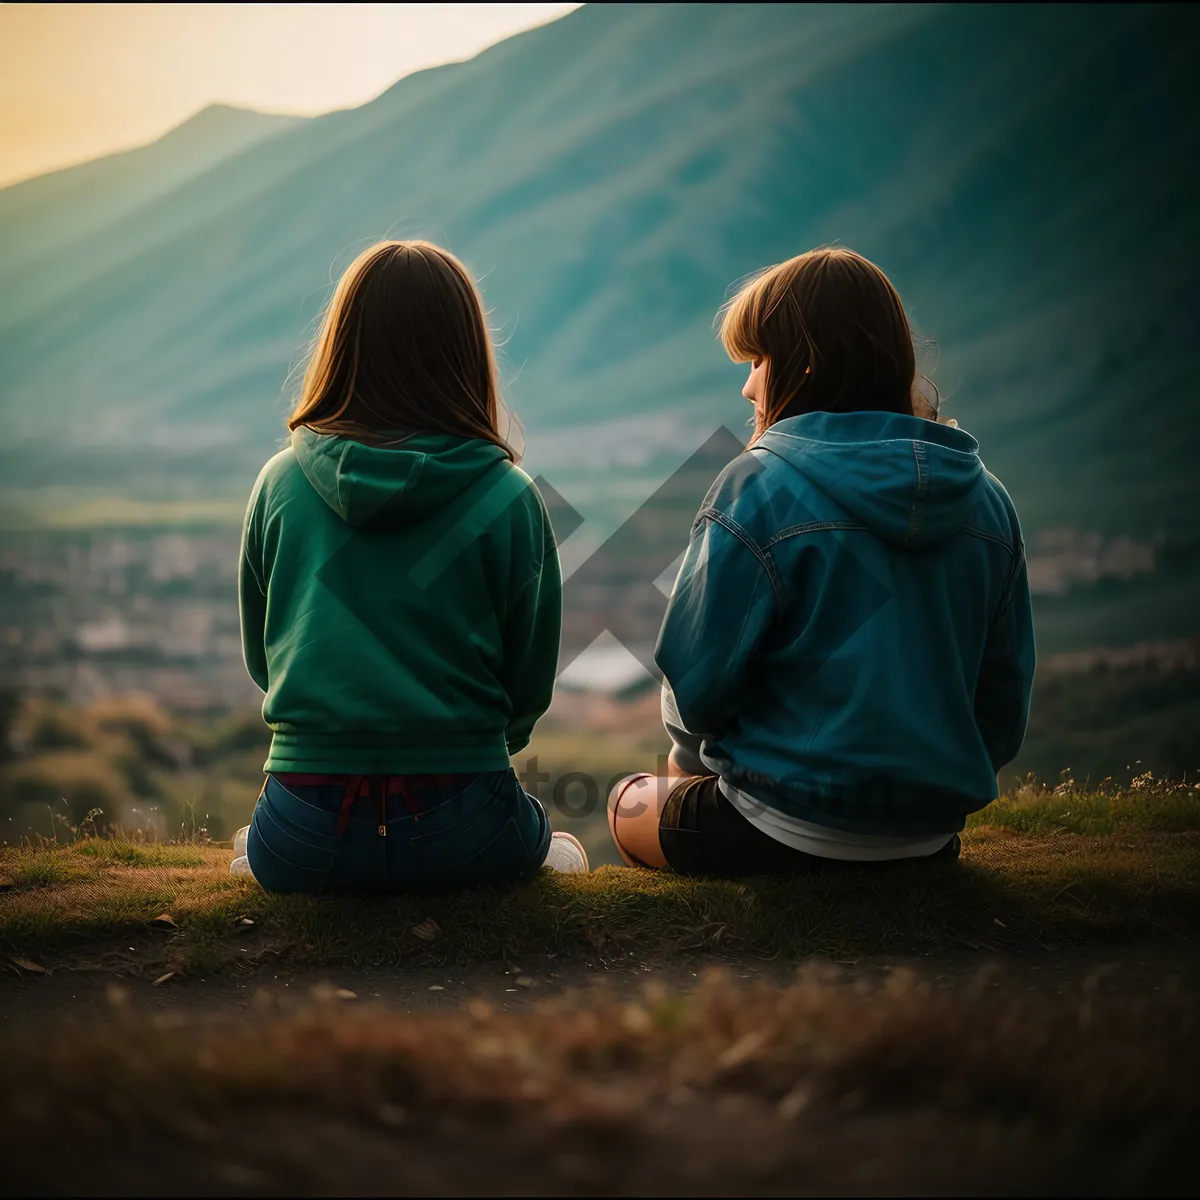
[272,771,487,839]
[274,772,480,797]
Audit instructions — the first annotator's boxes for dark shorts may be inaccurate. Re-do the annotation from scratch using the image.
[246,769,551,894]
[658,774,961,878]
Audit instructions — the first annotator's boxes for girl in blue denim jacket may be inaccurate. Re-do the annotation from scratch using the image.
[609,248,1035,876]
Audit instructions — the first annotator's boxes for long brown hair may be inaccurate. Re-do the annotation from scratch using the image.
[719,247,917,439]
[288,240,514,459]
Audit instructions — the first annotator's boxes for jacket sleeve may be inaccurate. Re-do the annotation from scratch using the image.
[501,496,563,756]
[238,477,270,695]
[654,513,777,742]
[973,539,1036,773]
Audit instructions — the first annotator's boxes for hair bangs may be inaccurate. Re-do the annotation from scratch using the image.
[719,268,776,363]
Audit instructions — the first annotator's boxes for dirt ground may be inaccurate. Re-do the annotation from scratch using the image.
[4,941,1198,1026]
[2,941,1198,1197]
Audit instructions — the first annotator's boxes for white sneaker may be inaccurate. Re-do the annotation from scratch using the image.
[233,825,250,859]
[544,831,589,874]
[229,854,257,880]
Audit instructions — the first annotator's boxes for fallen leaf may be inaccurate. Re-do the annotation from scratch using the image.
[411,918,441,942]
[429,985,444,991]
[777,1085,812,1119]
[218,1164,269,1189]
[335,988,357,1001]
[378,1103,407,1128]
[515,976,534,989]
[11,957,49,974]
[153,971,177,986]
[239,917,254,926]
[150,913,177,931]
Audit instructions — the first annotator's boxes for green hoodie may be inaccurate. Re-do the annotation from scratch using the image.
[239,426,562,774]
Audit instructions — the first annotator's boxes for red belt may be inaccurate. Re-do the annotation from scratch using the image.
[275,773,475,839]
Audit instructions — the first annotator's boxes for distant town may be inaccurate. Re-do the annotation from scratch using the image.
[0,523,1180,715]
[0,528,258,712]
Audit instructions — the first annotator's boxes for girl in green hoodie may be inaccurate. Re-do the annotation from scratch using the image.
[232,240,588,892]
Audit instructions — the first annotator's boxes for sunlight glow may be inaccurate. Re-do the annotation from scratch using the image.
[0,3,582,187]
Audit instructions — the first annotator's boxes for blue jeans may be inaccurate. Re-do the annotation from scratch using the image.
[245,770,551,894]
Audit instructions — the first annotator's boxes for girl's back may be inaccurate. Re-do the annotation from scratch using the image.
[657,405,1030,835]
[235,241,584,893]
[242,426,557,775]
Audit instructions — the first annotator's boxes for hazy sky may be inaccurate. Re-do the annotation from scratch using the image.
[0,3,581,188]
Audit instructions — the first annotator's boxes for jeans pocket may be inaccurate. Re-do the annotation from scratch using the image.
[247,787,337,888]
[408,775,505,851]
[460,815,526,867]
[407,816,529,890]
[245,825,325,894]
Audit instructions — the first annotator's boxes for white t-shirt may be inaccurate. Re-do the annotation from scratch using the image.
[719,778,955,862]
[660,685,956,862]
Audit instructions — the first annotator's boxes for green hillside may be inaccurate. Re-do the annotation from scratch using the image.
[0,3,1198,646]
[0,104,305,286]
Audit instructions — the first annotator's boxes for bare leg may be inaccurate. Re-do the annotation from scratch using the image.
[607,684,705,868]
[607,772,689,869]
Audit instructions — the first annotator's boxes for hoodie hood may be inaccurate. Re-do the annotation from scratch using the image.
[756,410,985,548]
[291,426,509,528]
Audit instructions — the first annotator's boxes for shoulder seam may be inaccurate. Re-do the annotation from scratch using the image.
[699,507,784,605]
[961,525,1016,554]
[765,520,869,547]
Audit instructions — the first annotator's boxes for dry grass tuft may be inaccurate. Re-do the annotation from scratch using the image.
[1,966,1196,1195]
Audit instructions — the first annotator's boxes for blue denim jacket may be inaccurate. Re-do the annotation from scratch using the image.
[655,410,1036,836]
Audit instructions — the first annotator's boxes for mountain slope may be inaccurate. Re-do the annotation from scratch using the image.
[0,3,1197,570]
[0,104,305,282]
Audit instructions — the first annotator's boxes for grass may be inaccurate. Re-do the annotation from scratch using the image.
[3,784,1197,1193]
[969,771,1200,835]
[2,780,1198,976]
[2,965,1196,1195]
[73,839,209,868]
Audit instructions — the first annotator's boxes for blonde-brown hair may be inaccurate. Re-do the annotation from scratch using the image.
[719,247,917,439]
[288,240,513,458]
